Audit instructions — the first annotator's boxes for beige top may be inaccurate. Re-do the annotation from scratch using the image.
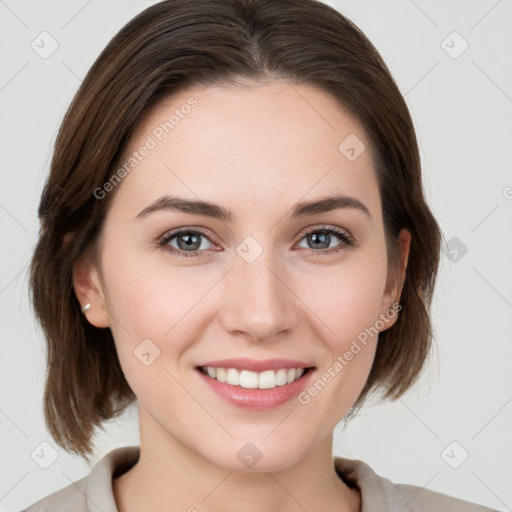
[23,445,498,511]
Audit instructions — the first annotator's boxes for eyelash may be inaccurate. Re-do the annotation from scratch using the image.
[157,225,355,259]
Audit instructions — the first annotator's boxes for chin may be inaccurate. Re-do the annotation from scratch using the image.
[198,436,311,473]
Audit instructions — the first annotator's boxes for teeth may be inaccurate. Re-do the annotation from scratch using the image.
[216,368,226,383]
[275,368,287,386]
[239,370,259,388]
[226,368,240,386]
[202,366,307,389]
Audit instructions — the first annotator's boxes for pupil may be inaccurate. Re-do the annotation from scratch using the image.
[310,232,329,249]
[178,233,200,251]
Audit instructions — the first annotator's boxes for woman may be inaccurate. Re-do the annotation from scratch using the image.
[24,0,498,510]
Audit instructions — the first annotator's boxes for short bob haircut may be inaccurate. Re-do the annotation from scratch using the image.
[29,0,442,462]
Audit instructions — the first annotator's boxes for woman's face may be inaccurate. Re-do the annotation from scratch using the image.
[78,80,408,471]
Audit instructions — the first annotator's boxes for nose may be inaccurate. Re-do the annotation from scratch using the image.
[219,247,300,342]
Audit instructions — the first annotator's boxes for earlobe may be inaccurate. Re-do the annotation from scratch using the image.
[72,255,111,328]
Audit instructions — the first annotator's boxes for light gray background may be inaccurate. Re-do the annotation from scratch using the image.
[1,0,511,510]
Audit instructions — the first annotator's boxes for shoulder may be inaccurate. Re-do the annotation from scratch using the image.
[334,456,499,512]
[22,446,140,512]
[22,476,88,511]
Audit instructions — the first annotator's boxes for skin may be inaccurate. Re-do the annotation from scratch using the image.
[74,80,410,512]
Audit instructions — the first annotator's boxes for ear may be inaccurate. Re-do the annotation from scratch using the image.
[72,253,111,328]
[379,228,411,330]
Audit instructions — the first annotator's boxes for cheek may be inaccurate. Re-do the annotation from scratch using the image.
[102,264,205,407]
[298,248,388,345]
[293,246,388,403]
[102,253,221,365]
[294,272,385,426]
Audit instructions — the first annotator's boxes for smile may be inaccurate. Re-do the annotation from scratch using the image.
[199,366,311,389]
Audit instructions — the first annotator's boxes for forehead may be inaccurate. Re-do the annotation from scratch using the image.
[109,80,380,221]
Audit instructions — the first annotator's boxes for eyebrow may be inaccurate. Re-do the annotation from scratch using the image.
[134,194,371,221]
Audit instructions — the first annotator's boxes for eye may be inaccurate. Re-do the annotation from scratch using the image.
[157,224,355,259]
[158,228,216,258]
[295,225,355,255]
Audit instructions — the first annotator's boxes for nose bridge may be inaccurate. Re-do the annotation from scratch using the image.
[221,241,297,339]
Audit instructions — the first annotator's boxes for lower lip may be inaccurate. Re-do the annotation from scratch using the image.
[196,368,315,410]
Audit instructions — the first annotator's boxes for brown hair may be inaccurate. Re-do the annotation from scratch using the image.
[29,0,441,461]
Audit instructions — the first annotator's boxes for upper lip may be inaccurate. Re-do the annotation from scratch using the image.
[197,358,315,372]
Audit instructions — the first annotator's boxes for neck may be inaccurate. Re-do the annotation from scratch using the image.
[113,407,360,512]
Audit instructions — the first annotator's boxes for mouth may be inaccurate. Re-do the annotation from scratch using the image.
[197,365,315,389]
[195,361,316,409]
